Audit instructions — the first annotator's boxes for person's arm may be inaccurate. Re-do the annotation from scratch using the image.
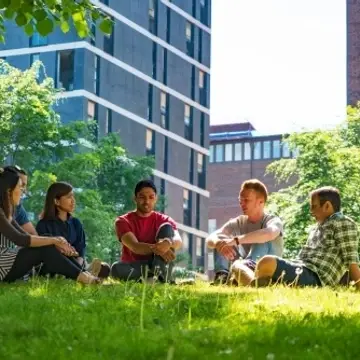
[21,222,38,236]
[233,218,282,245]
[335,219,360,288]
[206,220,235,249]
[121,232,154,255]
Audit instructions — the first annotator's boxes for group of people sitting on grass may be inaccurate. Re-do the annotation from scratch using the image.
[0,164,359,288]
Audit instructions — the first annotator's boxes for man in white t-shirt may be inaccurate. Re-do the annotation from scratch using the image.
[206,179,283,286]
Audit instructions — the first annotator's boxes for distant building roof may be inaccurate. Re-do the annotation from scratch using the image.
[210,122,256,133]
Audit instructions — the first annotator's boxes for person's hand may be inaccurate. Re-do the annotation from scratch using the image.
[216,239,237,261]
[150,238,172,256]
[160,249,176,263]
[53,237,78,257]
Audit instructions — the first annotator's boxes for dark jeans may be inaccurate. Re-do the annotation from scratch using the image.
[272,257,322,287]
[3,245,82,283]
[111,223,175,282]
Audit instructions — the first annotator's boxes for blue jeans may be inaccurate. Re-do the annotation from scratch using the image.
[214,242,276,273]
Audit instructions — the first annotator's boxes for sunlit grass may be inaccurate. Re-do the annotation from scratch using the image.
[0,280,359,359]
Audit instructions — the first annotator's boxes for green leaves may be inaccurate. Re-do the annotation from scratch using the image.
[36,18,54,36]
[0,1,114,41]
[99,17,113,34]
[267,106,360,254]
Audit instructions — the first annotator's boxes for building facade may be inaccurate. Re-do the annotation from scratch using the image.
[208,123,296,233]
[0,0,211,270]
[347,0,360,105]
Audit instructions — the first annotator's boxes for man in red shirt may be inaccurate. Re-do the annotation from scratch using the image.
[111,179,183,282]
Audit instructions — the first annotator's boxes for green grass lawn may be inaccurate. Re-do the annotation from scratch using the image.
[1,279,360,360]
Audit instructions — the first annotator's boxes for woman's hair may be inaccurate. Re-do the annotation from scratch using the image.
[42,182,73,220]
[0,167,20,218]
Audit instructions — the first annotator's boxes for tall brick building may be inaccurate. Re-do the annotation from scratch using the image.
[208,122,296,233]
[347,0,360,105]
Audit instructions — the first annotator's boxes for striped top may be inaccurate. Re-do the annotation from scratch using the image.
[0,208,31,281]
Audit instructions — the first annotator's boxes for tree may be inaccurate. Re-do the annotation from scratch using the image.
[0,60,93,170]
[267,105,360,255]
[0,0,113,42]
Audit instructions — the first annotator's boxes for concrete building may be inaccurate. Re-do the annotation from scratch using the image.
[0,0,212,270]
[208,122,296,233]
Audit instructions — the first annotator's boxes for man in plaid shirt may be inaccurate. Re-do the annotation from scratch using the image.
[251,186,360,287]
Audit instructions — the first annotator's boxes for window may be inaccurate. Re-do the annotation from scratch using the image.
[185,21,192,41]
[199,70,205,89]
[160,92,167,128]
[30,53,40,65]
[225,143,232,162]
[200,0,208,25]
[146,129,154,154]
[209,145,215,163]
[196,193,200,229]
[30,32,47,47]
[263,141,271,159]
[183,189,189,210]
[200,113,205,147]
[196,237,203,257]
[293,147,300,158]
[182,232,189,251]
[197,153,203,173]
[87,101,95,120]
[234,143,242,161]
[57,50,74,91]
[184,104,191,126]
[104,18,114,55]
[244,142,251,160]
[215,144,223,162]
[208,219,217,233]
[106,109,112,134]
[186,22,193,56]
[147,85,153,122]
[149,0,155,18]
[273,140,281,158]
[254,141,261,160]
[94,55,100,94]
[189,150,194,184]
[282,141,290,158]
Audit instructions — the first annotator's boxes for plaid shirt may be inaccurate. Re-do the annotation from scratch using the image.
[297,212,359,286]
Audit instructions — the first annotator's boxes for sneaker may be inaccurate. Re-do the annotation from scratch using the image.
[210,270,230,286]
[88,258,102,278]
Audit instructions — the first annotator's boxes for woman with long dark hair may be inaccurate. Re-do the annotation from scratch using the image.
[0,167,99,284]
[36,182,110,278]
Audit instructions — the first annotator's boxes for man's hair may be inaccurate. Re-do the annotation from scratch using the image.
[4,165,27,176]
[134,179,157,196]
[311,186,341,212]
[240,179,268,202]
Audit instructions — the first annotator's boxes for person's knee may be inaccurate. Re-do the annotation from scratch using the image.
[256,255,277,277]
[110,262,121,279]
[156,223,175,240]
[99,262,111,279]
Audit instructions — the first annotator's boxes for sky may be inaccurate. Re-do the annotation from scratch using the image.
[210,0,346,135]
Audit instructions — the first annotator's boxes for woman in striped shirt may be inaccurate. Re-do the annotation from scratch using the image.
[0,167,100,284]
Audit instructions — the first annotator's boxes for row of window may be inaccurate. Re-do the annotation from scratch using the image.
[209,140,297,163]
[181,232,205,257]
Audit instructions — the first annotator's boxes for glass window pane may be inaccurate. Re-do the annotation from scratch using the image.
[197,153,203,173]
[273,140,281,158]
[196,237,203,257]
[263,141,271,159]
[184,104,190,126]
[225,143,232,162]
[87,101,95,119]
[282,142,290,157]
[183,189,189,209]
[209,145,214,163]
[199,70,204,89]
[146,129,153,150]
[244,142,251,160]
[186,22,192,40]
[254,142,261,160]
[182,232,189,251]
[208,219,217,233]
[215,144,223,162]
[234,143,242,161]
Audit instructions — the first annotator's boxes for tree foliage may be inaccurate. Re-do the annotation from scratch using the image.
[0,60,155,264]
[267,105,360,256]
[0,0,113,42]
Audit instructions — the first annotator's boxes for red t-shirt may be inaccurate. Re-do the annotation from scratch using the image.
[115,211,177,263]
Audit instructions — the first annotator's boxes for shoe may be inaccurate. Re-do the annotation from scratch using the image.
[88,258,102,278]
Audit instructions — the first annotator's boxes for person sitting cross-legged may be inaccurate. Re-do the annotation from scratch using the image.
[253,186,360,288]
[206,179,284,286]
[111,179,183,283]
